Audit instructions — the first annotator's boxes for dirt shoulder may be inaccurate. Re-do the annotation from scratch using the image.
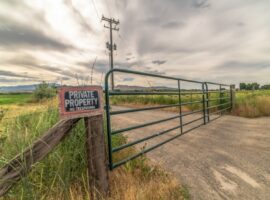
[111,106,270,200]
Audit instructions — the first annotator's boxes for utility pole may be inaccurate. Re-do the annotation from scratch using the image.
[102,15,119,90]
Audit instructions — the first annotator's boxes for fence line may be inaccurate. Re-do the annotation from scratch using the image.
[0,68,235,197]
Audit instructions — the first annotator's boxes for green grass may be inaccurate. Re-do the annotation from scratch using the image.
[236,89,270,97]
[0,102,186,199]
[0,93,33,105]
[0,106,125,199]
[1,89,268,199]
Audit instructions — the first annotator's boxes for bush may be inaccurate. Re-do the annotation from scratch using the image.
[33,82,56,101]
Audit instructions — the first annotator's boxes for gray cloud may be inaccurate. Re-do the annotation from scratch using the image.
[78,59,142,73]
[0,70,35,79]
[152,60,167,65]
[78,60,108,73]
[1,0,270,86]
[217,61,270,70]
[0,77,32,83]
[236,22,245,27]
[2,55,65,74]
[0,17,73,51]
[1,54,83,82]
[192,0,210,8]
[82,58,166,75]
[123,77,134,82]
[63,0,93,33]
[60,76,71,81]
[161,21,184,29]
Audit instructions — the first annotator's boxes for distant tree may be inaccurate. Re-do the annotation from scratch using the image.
[239,83,246,90]
[252,82,260,90]
[261,84,270,90]
[248,82,260,90]
[33,82,56,100]
[246,83,252,90]
[240,82,260,90]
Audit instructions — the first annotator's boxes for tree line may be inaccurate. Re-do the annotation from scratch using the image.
[239,82,270,90]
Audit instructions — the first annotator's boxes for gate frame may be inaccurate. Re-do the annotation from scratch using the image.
[105,68,233,170]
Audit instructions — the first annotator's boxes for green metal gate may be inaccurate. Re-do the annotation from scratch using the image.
[105,68,233,170]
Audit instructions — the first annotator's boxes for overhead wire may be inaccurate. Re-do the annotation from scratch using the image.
[103,0,112,18]
[88,0,109,85]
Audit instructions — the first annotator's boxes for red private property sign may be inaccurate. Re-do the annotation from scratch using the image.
[58,86,103,119]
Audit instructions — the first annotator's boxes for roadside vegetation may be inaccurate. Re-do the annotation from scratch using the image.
[0,85,187,199]
[32,81,57,101]
[111,91,230,113]
[1,82,269,199]
[111,89,270,118]
[232,90,270,118]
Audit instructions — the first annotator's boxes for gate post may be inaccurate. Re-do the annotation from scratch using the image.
[177,80,183,134]
[85,115,109,199]
[230,84,236,110]
[205,83,210,123]
[202,83,206,125]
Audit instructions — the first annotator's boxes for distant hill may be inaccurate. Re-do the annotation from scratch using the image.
[115,84,176,91]
[0,84,182,93]
[0,84,37,93]
[0,83,62,93]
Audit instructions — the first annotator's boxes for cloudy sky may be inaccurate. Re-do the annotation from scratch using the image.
[0,0,270,87]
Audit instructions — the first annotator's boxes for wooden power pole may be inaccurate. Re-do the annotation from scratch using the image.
[102,15,119,90]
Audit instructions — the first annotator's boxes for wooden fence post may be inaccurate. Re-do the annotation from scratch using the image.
[84,115,109,199]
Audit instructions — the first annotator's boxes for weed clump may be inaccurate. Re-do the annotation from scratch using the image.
[232,91,270,117]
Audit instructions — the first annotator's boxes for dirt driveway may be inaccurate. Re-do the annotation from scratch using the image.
[111,107,270,200]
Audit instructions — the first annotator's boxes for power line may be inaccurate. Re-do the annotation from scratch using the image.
[90,0,100,20]
[90,56,97,84]
[113,0,120,20]
[103,0,112,18]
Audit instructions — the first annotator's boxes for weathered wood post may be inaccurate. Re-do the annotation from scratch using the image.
[59,86,109,199]
[85,115,109,199]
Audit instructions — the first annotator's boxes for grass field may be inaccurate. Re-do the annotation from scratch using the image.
[0,97,187,200]
[0,89,269,199]
[110,90,270,118]
[0,93,33,105]
[111,91,230,113]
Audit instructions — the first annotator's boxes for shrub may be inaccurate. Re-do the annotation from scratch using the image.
[33,82,56,101]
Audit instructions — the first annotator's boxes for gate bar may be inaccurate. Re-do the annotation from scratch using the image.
[112,116,204,153]
[112,122,205,169]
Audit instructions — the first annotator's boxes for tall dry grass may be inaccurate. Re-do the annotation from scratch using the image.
[62,158,188,200]
[232,92,270,118]
[0,100,187,200]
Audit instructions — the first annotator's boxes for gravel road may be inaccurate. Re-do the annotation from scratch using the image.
[111,106,270,200]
